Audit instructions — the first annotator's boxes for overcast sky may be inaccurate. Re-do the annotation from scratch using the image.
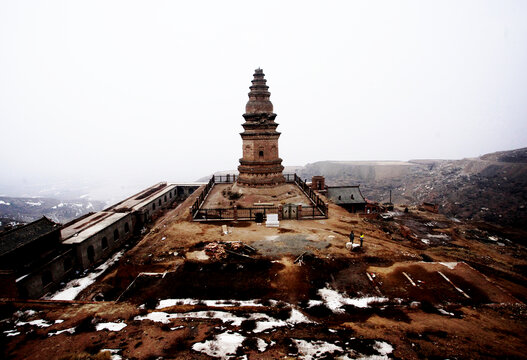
[1,1,526,199]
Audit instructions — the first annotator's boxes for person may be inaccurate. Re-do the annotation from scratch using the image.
[349,231,355,244]
[360,233,364,247]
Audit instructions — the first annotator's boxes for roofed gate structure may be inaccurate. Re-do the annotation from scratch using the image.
[237,68,285,187]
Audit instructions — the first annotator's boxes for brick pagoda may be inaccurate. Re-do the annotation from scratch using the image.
[237,68,285,187]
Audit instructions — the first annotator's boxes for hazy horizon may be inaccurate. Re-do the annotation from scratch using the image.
[1,1,526,201]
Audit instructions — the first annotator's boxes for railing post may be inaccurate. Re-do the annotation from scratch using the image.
[297,204,301,220]
[278,205,283,220]
[234,205,238,221]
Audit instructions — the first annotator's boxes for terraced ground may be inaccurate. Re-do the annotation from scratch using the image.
[1,195,526,359]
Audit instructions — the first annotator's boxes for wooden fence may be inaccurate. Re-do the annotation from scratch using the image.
[191,173,328,221]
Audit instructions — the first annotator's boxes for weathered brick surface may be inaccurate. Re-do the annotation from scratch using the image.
[237,68,285,187]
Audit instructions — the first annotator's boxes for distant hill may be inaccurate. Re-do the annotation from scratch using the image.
[0,197,105,225]
[296,148,527,228]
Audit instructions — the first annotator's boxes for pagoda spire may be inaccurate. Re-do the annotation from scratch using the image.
[245,68,273,114]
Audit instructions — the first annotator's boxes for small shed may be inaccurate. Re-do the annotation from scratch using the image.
[326,186,367,213]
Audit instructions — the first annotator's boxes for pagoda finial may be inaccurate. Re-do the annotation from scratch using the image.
[245,68,273,114]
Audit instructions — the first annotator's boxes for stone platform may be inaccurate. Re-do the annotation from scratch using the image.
[201,183,313,209]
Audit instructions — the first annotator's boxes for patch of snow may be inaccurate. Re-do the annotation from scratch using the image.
[46,250,124,300]
[48,327,76,336]
[421,239,430,245]
[355,355,390,360]
[0,200,11,205]
[54,319,64,324]
[4,330,20,337]
[307,300,323,307]
[256,338,267,352]
[293,339,343,360]
[317,287,388,313]
[16,319,52,328]
[251,316,287,333]
[25,201,42,206]
[95,322,127,331]
[101,349,122,360]
[57,202,64,207]
[373,341,393,355]
[288,308,313,324]
[80,194,89,198]
[437,308,454,316]
[156,298,264,309]
[73,203,83,207]
[439,262,458,270]
[427,234,450,239]
[15,309,37,317]
[137,306,312,334]
[192,330,245,358]
[86,202,93,209]
[135,311,246,326]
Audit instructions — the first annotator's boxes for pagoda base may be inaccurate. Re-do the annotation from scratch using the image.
[236,172,285,188]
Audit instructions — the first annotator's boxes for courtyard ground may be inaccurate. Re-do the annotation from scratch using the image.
[1,191,526,359]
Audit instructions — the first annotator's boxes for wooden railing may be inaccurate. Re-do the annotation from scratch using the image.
[191,173,328,221]
[292,174,328,216]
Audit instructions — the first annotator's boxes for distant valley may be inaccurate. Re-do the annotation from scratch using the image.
[297,147,527,228]
[0,196,105,228]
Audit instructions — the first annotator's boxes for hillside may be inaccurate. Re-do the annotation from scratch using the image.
[297,148,527,229]
[0,196,105,225]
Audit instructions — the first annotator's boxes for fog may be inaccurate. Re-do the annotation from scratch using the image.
[1,1,526,201]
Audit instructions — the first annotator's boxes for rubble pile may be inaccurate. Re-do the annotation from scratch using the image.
[204,242,228,261]
[204,241,256,261]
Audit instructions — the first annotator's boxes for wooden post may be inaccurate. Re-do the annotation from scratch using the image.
[297,204,301,220]
[278,205,283,220]
[234,205,238,221]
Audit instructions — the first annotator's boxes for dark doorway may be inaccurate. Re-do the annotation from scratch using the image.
[87,245,95,263]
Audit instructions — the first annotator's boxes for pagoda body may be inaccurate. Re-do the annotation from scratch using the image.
[237,69,285,187]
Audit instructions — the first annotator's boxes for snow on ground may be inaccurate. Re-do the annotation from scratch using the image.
[293,339,344,360]
[373,341,393,355]
[101,349,122,360]
[317,287,388,313]
[46,250,125,300]
[0,200,11,205]
[95,322,127,331]
[136,307,313,333]
[135,310,245,325]
[427,234,450,240]
[156,298,265,309]
[25,201,42,206]
[48,327,76,336]
[4,330,20,337]
[192,331,245,359]
[439,262,459,270]
[16,319,52,328]
[256,338,268,352]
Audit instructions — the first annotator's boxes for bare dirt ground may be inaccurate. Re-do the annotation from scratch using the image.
[202,183,313,208]
[2,192,526,359]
